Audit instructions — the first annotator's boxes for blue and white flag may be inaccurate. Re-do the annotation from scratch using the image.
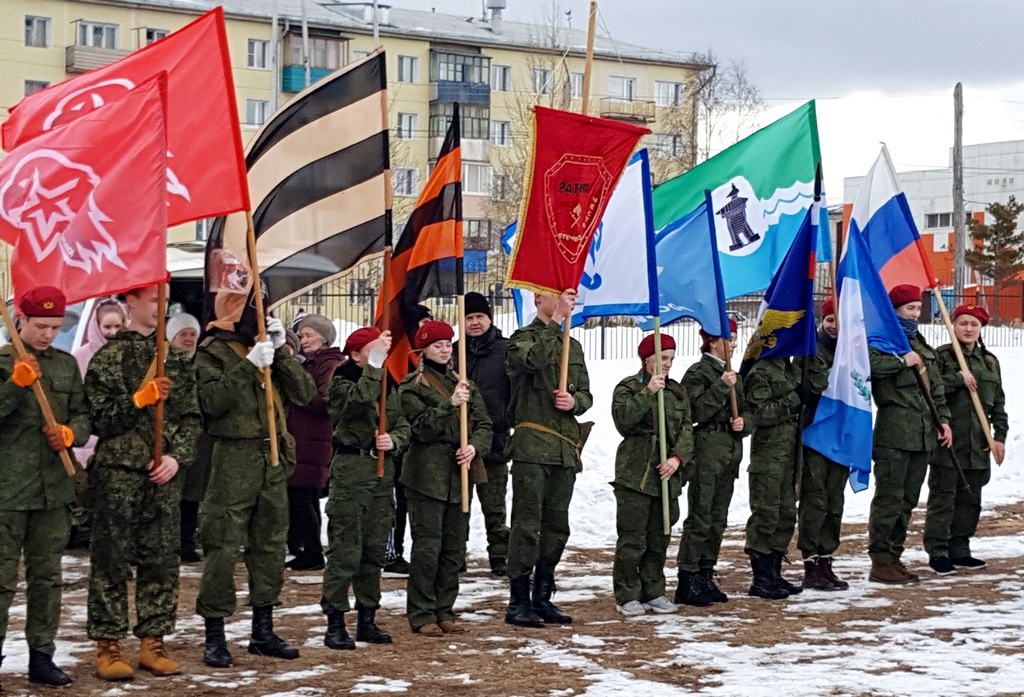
[635,191,730,336]
[802,225,911,492]
[502,150,657,327]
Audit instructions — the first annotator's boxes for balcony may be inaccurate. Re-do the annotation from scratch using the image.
[65,45,131,73]
[281,65,334,93]
[599,97,656,123]
[429,81,490,105]
[429,137,489,161]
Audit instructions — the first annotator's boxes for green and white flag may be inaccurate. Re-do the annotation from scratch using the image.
[653,101,830,299]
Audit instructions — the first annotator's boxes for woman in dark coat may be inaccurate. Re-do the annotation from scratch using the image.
[286,314,344,570]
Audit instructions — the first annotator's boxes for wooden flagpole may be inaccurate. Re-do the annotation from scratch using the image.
[245,211,279,466]
[376,248,391,479]
[0,302,76,476]
[152,283,167,468]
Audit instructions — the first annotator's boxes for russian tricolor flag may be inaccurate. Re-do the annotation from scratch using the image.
[849,145,936,292]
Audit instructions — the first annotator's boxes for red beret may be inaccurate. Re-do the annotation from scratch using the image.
[414,320,454,350]
[343,327,381,356]
[699,318,738,340]
[952,304,990,326]
[889,284,922,309]
[821,297,835,317]
[18,286,66,318]
[638,333,676,360]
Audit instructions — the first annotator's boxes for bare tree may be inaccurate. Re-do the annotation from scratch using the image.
[692,49,765,162]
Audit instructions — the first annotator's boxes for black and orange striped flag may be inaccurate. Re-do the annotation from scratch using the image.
[378,102,463,382]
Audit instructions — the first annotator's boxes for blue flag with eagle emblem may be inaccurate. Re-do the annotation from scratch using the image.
[739,196,820,374]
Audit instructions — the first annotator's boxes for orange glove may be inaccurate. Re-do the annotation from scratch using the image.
[133,377,171,408]
[43,424,74,451]
[11,356,41,388]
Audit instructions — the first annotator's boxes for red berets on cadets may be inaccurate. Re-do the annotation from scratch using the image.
[638,333,676,360]
[343,327,381,356]
[414,320,454,350]
[699,318,738,340]
[888,284,922,308]
[821,297,835,317]
[952,304,990,326]
[18,286,66,317]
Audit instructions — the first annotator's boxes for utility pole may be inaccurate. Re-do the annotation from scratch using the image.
[952,82,966,300]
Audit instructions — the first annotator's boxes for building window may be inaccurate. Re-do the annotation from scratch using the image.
[348,277,370,298]
[247,39,270,69]
[465,220,493,249]
[396,113,418,140]
[77,21,119,49]
[429,103,489,140]
[24,80,50,96]
[393,168,418,197]
[532,68,552,95]
[24,16,50,48]
[570,72,584,99]
[925,212,953,229]
[431,52,490,84]
[145,28,168,45]
[245,99,270,126]
[352,49,371,61]
[651,134,684,158]
[492,173,510,201]
[492,64,511,92]
[608,76,637,101]
[285,35,346,70]
[462,163,492,195]
[654,80,685,107]
[491,120,511,146]
[195,219,213,242]
[398,55,419,83]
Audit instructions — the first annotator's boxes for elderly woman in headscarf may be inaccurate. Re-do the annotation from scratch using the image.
[285,314,345,570]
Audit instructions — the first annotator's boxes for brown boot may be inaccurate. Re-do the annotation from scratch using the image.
[868,561,911,585]
[801,556,835,591]
[894,560,920,582]
[139,636,180,676]
[95,639,134,681]
[438,620,466,634]
[412,623,444,637]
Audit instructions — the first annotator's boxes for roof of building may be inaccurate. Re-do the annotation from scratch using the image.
[101,0,709,69]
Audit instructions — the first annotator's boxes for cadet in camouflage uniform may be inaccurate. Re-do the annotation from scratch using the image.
[743,356,805,600]
[797,298,850,591]
[321,327,409,649]
[610,334,691,617]
[924,304,1007,574]
[85,284,201,681]
[868,284,951,584]
[675,320,750,606]
[504,290,592,627]
[0,287,89,687]
[195,310,315,667]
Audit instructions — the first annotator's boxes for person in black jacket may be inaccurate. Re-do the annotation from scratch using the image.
[453,292,512,576]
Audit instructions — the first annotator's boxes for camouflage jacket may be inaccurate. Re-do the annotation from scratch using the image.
[804,328,836,424]
[611,371,693,497]
[195,338,315,441]
[933,341,1008,469]
[327,359,410,488]
[85,329,201,471]
[744,357,801,471]
[0,345,91,510]
[870,332,949,453]
[505,317,592,468]
[683,353,752,438]
[398,362,492,503]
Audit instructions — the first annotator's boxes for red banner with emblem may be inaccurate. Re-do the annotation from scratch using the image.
[505,106,649,295]
[2,7,248,226]
[0,75,169,306]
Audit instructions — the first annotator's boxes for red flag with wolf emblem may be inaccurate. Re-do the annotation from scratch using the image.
[1,7,248,226]
[0,74,169,306]
[505,106,648,294]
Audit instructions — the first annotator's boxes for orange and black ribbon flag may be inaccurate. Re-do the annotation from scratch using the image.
[378,102,463,382]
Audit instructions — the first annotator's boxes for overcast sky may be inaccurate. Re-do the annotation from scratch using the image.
[387,0,1024,199]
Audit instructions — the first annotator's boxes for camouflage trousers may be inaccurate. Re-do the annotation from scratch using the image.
[744,425,798,558]
[797,447,848,558]
[923,465,990,560]
[507,461,576,581]
[612,486,679,605]
[321,458,394,614]
[87,466,180,639]
[868,447,928,564]
[677,433,742,573]
[196,439,288,618]
[467,457,510,560]
[405,490,468,630]
[0,507,71,654]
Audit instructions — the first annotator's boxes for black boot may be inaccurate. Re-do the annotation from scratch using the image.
[180,500,201,562]
[28,648,72,686]
[771,552,803,595]
[820,555,850,590]
[355,607,392,645]
[248,606,300,660]
[748,554,788,600]
[532,572,572,624]
[324,610,355,650]
[678,571,712,607]
[203,617,232,668]
[672,571,690,604]
[489,557,508,576]
[700,567,728,603]
[504,575,544,627]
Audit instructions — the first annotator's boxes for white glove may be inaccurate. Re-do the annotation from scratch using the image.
[246,340,275,369]
[266,318,286,349]
[368,348,387,369]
